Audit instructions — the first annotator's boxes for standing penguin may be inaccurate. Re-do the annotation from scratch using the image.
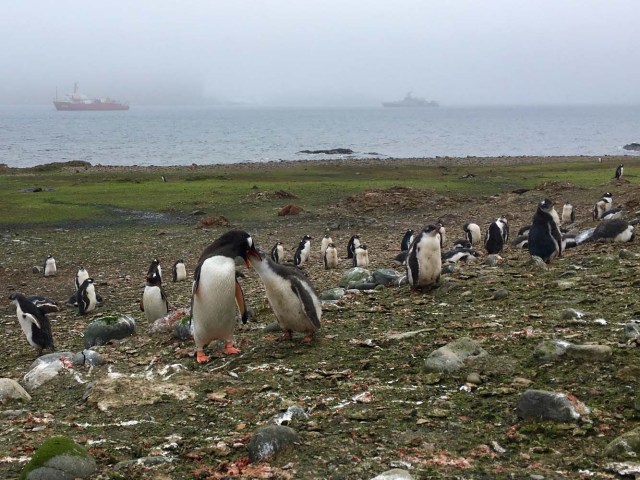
[141,271,169,322]
[248,250,321,342]
[191,230,258,363]
[400,229,414,252]
[561,203,575,225]
[347,234,361,259]
[407,224,442,289]
[320,233,333,256]
[9,293,55,355]
[75,266,89,290]
[615,164,624,180]
[323,243,339,270]
[77,278,97,315]
[270,241,284,264]
[293,235,312,267]
[484,217,509,254]
[353,244,370,268]
[147,258,162,283]
[463,223,482,246]
[528,198,563,263]
[44,255,57,277]
[172,259,187,282]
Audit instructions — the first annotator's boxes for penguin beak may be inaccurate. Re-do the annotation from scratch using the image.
[246,246,261,267]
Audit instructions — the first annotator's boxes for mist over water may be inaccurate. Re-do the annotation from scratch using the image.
[1,105,639,168]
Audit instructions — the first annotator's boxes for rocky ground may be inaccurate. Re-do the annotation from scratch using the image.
[1,159,640,479]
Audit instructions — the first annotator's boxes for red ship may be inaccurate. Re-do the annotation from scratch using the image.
[53,82,129,111]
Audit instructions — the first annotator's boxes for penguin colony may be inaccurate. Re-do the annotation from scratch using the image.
[8,183,637,362]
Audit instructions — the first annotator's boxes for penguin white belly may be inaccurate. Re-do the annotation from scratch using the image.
[324,249,338,269]
[85,285,97,312]
[263,277,314,333]
[615,226,634,242]
[192,257,237,347]
[355,249,369,267]
[44,260,56,277]
[175,264,187,281]
[15,307,37,348]
[420,250,441,285]
[143,286,168,322]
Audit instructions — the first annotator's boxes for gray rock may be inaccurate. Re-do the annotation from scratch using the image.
[83,314,136,348]
[424,337,488,373]
[348,282,378,290]
[320,287,345,301]
[0,378,31,403]
[23,357,68,391]
[371,268,404,286]
[173,318,193,341]
[565,344,612,362]
[114,456,174,470]
[338,267,371,288]
[603,426,640,459]
[20,435,96,480]
[441,264,457,274]
[517,389,590,422]
[562,308,587,320]
[370,469,415,480]
[625,322,640,340]
[484,255,501,267]
[619,249,640,260]
[528,256,548,271]
[272,405,308,426]
[247,425,300,463]
[491,289,510,300]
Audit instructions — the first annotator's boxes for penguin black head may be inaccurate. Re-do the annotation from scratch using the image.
[423,224,441,236]
[327,242,335,248]
[602,192,613,200]
[201,230,259,268]
[539,198,554,212]
[146,271,162,286]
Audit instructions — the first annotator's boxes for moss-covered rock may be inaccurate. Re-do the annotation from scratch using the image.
[19,435,95,480]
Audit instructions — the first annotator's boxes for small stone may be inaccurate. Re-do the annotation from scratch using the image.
[339,268,371,288]
[603,426,640,459]
[491,289,510,300]
[424,337,488,373]
[466,372,482,385]
[528,256,548,271]
[485,255,500,267]
[371,269,404,286]
[619,249,640,260]
[370,469,415,480]
[247,425,300,463]
[0,378,31,403]
[624,322,640,340]
[562,308,587,320]
[320,288,345,301]
[517,389,590,422]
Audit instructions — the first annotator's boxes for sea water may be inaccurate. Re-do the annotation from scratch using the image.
[1,104,638,168]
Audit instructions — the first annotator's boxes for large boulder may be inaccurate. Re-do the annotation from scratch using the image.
[83,314,136,348]
[19,435,96,480]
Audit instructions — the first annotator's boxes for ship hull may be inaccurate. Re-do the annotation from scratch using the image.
[53,101,129,111]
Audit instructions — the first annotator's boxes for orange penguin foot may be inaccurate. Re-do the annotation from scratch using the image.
[196,351,211,363]
[302,333,314,343]
[282,330,293,341]
[222,341,241,354]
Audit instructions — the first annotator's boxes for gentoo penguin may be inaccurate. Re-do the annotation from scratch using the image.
[353,244,370,268]
[615,164,624,180]
[9,293,55,355]
[561,203,575,225]
[44,255,57,277]
[394,250,408,266]
[407,224,442,289]
[323,243,339,270]
[484,217,509,254]
[511,234,529,249]
[463,223,481,246]
[75,266,89,290]
[26,295,59,314]
[141,271,169,322]
[601,208,624,221]
[270,241,284,264]
[320,233,333,256]
[441,247,479,263]
[172,259,187,282]
[248,250,321,342]
[293,235,312,267]
[191,230,258,363]
[451,239,472,250]
[589,219,635,243]
[528,198,563,263]
[593,192,614,220]
[77,278,97,315]
[518,225,531,237]
[436,220,446,247]
[400,229,415,252]
[147,258,162,283]
[347,234,361,259]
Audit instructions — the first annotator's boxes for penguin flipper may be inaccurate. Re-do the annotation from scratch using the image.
[289,277,321,329]
[22,313,42,330]
[235,279,249,324]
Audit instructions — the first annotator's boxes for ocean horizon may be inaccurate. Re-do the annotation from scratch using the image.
[1,104,639,168]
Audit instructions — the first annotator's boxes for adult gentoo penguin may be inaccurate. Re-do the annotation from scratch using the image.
[320,233,333,256]
[589,219,635,243]
[293,235,312,267]
[353,244,370,268]
[561,203,575,225]
[347,234,361,259]
[172,259,187,282]
[141,271,169,322]
[248,250,321,342]
[191,230,258,363]
[77,278,97,315]
[528,198,563,263]
[615,164,624,180]
[44,255,57,277]
[323,243,339,270]
[147,258,162,283]
[400,229,414,252]
[484,217,509,254]
[9,293,55,355]
[407,224,442,289]
[270,241,284,264]
[463,223,481,246]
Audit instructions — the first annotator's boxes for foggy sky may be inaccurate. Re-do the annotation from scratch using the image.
[3,0,639,106]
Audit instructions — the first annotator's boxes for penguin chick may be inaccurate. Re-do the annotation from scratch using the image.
[484,217,509,254]
[323,243,339,270]
[44,255,57,277]
[270,241,284,264]
[528,198,563,263]
[353,244,370,268]
[320,234,333,256]
[75,266,89,290]
[249,251,321,342]
[347,234,361,259]
[172,259,187,282]
[463,223,481,246]
[407,224,442,290]
[293,235,312,267]
[77,278,97,315]
[191,230,258,363]
[141,271,169,322]
[9,293,55,355]
[561,203,575,225]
